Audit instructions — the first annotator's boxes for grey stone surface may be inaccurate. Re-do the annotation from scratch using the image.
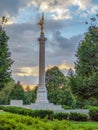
[10,100,23,106]
[11,100,87,114]
[2,100,89,115]
[30,103,64,111]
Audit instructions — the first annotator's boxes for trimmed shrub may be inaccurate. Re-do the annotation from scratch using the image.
[52,112,68,120]
[69,112,88,121]
[62,105,72,109]
[0,113,73,130]
[89,107,98,121]
[0,106,53,119]
[30,110,53,119]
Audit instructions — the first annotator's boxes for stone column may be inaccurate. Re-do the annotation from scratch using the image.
[35,34,49,103]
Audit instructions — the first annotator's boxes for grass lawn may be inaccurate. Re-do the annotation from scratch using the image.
[71,121,98,130]
[0,112,98,130]
[0,111,9,115]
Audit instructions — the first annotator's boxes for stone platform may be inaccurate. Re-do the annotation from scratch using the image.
[1,100,89,114]
[30,103,64,111]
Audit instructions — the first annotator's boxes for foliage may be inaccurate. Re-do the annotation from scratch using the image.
[0,22,13,90]
[52,112,68,120]
[69,112,88,121]
[9,81,36,104]
[1,112,98,129]
[89,106,98,121]
[62,105,72,109]
[0,106,53,119]
[23,90,36,104]
[45,66,76,107]
[0,81,14,105]
[48,88,76,107]
[69,16,98,104]
[0,113,74,130]
[69,72,98,100]
[46,66,67,92]
[75,25,98,77]
[9,81,24,100]
[83,97,98,109]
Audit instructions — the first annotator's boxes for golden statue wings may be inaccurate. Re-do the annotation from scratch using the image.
[38,14,44,35]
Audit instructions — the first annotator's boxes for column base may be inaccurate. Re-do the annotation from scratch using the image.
[35,87,49,103]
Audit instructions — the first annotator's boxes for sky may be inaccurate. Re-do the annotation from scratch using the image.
[0,0,98,87]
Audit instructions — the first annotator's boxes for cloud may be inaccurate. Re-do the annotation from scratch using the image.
[52,9,72,20]
[13,61,74,80]
[0,0,19,17]
[14,66,39,77]
[0,0,98,22]
[47,31,84,56]
[74,0,98,17]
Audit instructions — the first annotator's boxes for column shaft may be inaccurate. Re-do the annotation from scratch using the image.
[39,42,45,88]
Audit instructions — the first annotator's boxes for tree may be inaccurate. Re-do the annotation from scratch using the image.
[9,81,25,100]
[45,66,67,92]
[45,66,76,107]
[0,17,13,90]
[25,85,31,91]
[0,81,14,105]
[48,88,76,108]
[75,17,98,77]
[9,81,36,104]
[70,16,98,103]
[23,90,36,104]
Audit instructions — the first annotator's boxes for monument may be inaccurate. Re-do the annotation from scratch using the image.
[31,14,64,111]
[6,14,89,115]
[35,14,49,103]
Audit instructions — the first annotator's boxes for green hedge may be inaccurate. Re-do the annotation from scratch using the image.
[0,106,53,119]
[0,106,89,121]
[69,112,88,121]
[89,107,98,121]
[52,112,68,120]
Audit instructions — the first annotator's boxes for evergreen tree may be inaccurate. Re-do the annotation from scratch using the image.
[0,17,13,90]
[70,16,98,103]
[75,17,98,77]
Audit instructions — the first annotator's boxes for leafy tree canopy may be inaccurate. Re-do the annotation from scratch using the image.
[45,66,67,92]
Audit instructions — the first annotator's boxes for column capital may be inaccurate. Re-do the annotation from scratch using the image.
[38,34,47,42]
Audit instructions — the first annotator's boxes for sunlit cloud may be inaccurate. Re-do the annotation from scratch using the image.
[22,83,36,91]
[15,66,39,77]
[58,62,74,70]
[52,9,72,20]
[14,61,74,77]
[46,62,74,71]
[40,2,49,11]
